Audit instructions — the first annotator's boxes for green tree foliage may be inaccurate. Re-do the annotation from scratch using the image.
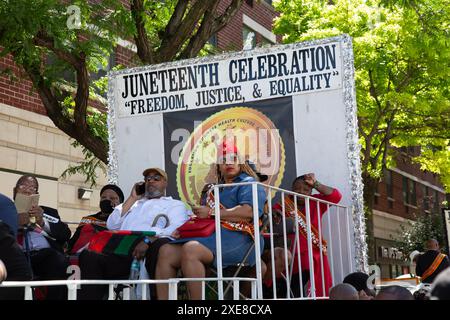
[0,0,131,162]
[393,210,448,255]
[0,0,243,186]
[273,0,450,202]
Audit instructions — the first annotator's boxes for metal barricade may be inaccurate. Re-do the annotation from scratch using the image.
[0,278,257,300]
[1,182,353,300]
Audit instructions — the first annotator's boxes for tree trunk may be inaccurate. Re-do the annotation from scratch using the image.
[362,172,378,265]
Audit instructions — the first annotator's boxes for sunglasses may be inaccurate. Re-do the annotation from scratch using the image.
[17,185,38,193]
[145,175,163,182]
[220,155,239,164]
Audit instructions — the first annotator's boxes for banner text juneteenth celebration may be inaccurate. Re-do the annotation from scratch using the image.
[116,42,342,117]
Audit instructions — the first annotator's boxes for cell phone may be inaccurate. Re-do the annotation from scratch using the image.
[135,182,146,195]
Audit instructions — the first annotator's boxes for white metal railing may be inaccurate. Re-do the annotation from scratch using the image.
[256,182,354,299]
[209,181,353,300]
[1,182,353,300]
[0,278,257,300]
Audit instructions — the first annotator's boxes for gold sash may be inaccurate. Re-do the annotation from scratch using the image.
[283,196,328,255]
[205,190,259,240]
[421,253,447,281]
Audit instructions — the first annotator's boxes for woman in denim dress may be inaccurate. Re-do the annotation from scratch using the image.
[155,142,266,300]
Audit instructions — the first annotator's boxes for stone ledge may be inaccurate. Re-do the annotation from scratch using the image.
[0,103,54,127]
[0,140,84,162]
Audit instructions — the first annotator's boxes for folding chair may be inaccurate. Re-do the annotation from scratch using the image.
[261,215,299,299]
[208,215,271,299]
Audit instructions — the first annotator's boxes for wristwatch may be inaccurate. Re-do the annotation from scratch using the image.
[142,236,152,245]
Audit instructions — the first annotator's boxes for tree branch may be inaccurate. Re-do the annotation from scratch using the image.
[18,38,107,162]
[180,0,244,59]
[358,121,372,170]
[179,4,218,59]
[379,110,396,170]
[165,0,189,37]
[157,0,214,62]
[22,60,107,162]
[211,0,243,32]
[131,0,155,64]
[358,117,369,140]
[33,30,90,138]
[33,30,81,68]
[368,69,383,112]
[73,52,89,132]
[396,65,416,93]
[22,60,73,134]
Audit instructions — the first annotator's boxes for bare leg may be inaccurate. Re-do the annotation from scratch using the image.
[155,244,183,300]
[259,247,293,298]
[180,241,214,300]
[241,260,267,298]
[274,247,292,277]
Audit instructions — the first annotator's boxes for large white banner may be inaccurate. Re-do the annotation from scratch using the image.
[115,42,342,117]
[108,35,367,278]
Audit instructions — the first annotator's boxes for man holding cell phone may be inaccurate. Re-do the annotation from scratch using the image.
[13,175,71,300]
[106,168,190,243]
[78,167,190,300]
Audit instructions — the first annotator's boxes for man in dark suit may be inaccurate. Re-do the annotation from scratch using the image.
[416,239,450,284]
[14,175,71,299]
[0,193,33,299]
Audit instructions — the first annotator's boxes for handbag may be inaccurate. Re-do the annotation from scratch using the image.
[178,217,216,238]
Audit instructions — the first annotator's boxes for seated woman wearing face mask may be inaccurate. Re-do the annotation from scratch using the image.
[67,184,125,255]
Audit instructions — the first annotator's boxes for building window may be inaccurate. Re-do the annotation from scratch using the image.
[385,170,394,209]
[46,53,76,84]
[242,26,256,50]
[423,186,430,212]
[390,264,397,278]
[386,170,393,197]
[208,34,218,47]
[380,264,390,279]
[258,35,273,48]
[434,190,440,213]
[402,177,409,204]
[409,179,417,206]
[374,183,379,205]
[242,14,277,45]
[403,177,417,212]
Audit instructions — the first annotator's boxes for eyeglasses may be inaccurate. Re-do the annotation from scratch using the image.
[145,175,162,182]
[220,155,238,164]
[17,185,38,193]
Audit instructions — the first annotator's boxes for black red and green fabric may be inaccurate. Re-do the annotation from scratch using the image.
[87,230,156,256]
[69,223,106,254]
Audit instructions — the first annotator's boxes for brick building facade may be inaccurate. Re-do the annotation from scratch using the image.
[371,147,448,279]
[0,0,279,230]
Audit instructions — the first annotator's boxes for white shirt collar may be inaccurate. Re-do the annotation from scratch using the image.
[138,196,173,203]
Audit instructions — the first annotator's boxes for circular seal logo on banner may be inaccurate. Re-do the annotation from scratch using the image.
[176,107,286,204]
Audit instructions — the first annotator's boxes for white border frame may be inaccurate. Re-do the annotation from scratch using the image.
[107,35,368,271]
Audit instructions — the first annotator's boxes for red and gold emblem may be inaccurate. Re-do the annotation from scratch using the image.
[177,107,285,204]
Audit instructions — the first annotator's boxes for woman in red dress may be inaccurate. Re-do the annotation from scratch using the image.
[269,173,342,298]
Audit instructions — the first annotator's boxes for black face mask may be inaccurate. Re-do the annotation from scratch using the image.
[99,199,114,214]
